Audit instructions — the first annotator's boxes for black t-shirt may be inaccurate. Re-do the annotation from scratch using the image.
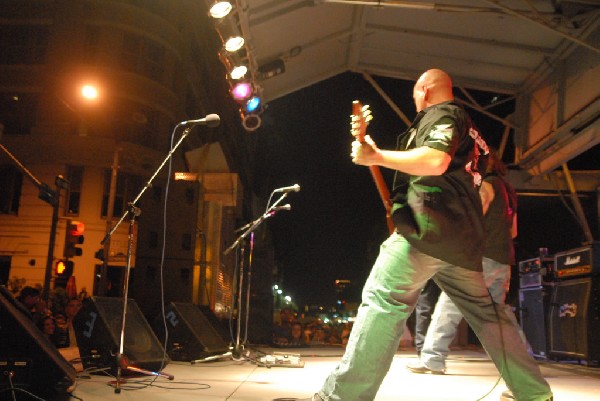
[391,101,489,271]
[483,174,517,265]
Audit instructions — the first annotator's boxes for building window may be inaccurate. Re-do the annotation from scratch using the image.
[120,32,165,83]
[0,93,39,135]
[0,164,23,215]
[83,26,100,63]
[0,25,49,65]
[65,166,83,216]
[101,170,143,218]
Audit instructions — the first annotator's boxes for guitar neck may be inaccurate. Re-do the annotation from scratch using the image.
[368,166,395,234]
[351,99,395,235]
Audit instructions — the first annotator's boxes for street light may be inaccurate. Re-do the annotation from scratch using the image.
[81,84,98,100]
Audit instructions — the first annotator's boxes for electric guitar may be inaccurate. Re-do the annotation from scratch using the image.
[351,100,395,234]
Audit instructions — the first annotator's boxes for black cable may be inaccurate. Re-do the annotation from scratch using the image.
[0,387,47,401]
[104,377,211,392]
[1,371,47,401]
[475,289,506,401]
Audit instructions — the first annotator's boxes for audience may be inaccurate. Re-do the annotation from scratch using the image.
[273,311,355,348]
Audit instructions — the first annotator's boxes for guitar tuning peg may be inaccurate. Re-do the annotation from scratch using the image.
[361,105,370,112]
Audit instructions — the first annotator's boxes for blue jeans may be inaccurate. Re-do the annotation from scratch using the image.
[421,257,526,371]
[414,279,441,353]
[318,233,551,401]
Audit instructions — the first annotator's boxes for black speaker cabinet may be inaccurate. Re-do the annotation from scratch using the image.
[519,286,550,358]
[549,277,600,364]
[73,296,168,373]
[157,302,229,361]
[0,286,76,399]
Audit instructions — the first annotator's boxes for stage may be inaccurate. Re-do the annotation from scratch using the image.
[59,346,600,401]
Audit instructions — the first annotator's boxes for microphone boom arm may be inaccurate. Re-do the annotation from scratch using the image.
[225,197,289,256]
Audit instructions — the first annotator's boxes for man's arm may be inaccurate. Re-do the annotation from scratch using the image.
[511,213,518,239]
[352,135,451,176]
[479,180,495,215]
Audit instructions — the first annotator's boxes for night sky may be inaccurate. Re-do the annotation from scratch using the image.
[252,71,598,308]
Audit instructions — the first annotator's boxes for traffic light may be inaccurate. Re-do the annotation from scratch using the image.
[64,220,84,258]
[54,259,74,288]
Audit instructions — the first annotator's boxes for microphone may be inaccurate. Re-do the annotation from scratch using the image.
[180,114,221,128]
[267,204,292,215]
[273,184,300,193]
[271,204,291,212]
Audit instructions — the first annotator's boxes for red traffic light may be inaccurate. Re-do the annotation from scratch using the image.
[64,220,85,258]
[68,220,85,236]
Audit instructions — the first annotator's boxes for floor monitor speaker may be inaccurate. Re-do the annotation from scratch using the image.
[158,302,229,361]
[0,286,76,399]
[73,296,168,373]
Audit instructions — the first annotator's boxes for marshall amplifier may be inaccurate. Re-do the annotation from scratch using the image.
[554,243,600,279]
[519,257,553,288]
[548,277,600,363]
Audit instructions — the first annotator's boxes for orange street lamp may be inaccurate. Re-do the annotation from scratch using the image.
[81,84,99,100]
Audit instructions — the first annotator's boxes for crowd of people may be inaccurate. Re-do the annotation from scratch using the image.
[272,308,353,347]
[15,285,85,349]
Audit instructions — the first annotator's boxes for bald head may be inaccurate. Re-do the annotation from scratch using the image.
[413,69,454,112]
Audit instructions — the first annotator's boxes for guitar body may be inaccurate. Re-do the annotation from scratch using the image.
[351,100,395,234]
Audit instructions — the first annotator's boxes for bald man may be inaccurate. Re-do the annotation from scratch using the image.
[297,69,552,401]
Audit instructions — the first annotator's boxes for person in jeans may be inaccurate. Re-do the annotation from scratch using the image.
[407,150,524,374]
[297,69,552,401]
[412,279,441,356]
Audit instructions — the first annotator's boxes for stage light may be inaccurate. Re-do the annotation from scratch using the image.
[224,35,244,52]
[242,113,262,132]
[231,81,252,101]
[245,96,261,113]
[230,65,247,80]
[214,13,245,52]
[209,1,232,19]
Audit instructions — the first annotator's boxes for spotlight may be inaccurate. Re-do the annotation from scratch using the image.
[225,35,244,52]
[218,49,248,80]
[242,113,262,132]
[245,96,261,113]
[209,1,232,19]
[230,65,247,80]
[231,81,253,102]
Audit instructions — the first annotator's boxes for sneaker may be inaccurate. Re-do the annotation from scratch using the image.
[500,390,514,400]
[500,390,553,401]
[405,360,446,375]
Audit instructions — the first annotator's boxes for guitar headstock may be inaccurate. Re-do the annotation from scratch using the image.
[351,100,372,143]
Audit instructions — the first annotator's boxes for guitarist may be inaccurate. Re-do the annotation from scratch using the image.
[298,69,552,401]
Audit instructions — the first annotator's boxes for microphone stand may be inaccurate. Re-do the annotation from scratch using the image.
[100,126,197,392]
[223,197,290,362]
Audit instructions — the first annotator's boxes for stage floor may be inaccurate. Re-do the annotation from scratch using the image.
[60,346,600,401]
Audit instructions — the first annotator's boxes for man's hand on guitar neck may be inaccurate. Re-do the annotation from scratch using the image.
[351,135,381,166]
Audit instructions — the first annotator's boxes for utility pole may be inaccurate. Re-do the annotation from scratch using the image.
[97,146,120,296]
[0,143,69,300]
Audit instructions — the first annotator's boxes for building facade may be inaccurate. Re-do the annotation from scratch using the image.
[0,0,267,324]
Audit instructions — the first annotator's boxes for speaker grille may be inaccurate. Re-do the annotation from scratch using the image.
[161,302,229,361]
[0,287,76,398]
[519,286,549,358]
[74,296,168,373]
[549,277,600,363]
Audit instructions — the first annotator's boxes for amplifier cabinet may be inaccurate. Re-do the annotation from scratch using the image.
[554,243,600,279]
[548,277,600,364]
[519,286,551,358]
[518,257,553,288]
